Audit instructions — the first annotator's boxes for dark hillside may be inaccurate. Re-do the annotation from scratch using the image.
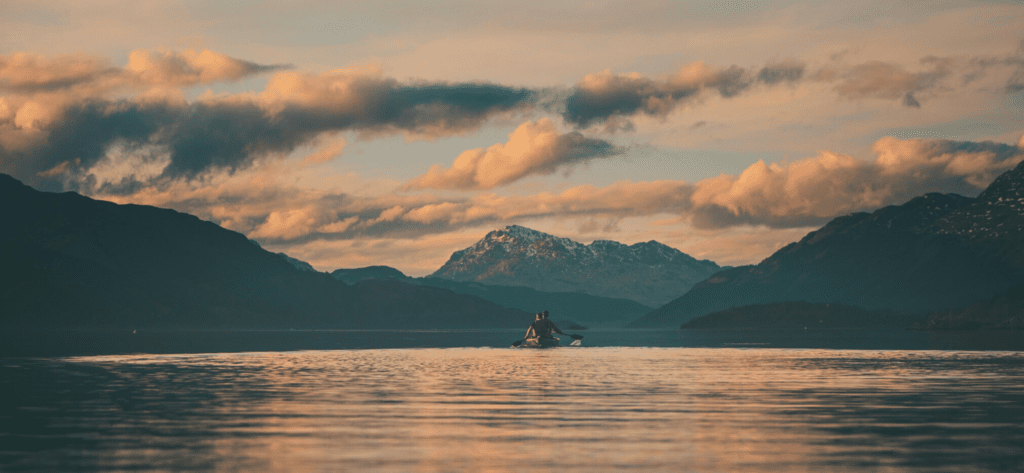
[331,265,651,328]
[633,176,1024,328]
[0,174,527,329]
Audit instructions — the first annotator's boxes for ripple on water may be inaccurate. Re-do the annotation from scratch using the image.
[1,347,1023,472]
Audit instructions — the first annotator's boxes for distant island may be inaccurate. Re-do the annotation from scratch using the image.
[681,302,924,329]
[925,285,1024,330]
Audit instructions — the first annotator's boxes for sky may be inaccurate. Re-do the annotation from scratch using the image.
[2,0,1023,276]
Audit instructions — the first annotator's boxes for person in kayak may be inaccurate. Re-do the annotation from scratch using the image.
[532,310,563,339]
[523,312,543,340]
[517,310,575,348]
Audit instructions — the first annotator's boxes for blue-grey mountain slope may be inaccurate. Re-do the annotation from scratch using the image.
[923,161,1024,329]
[633,161,1024,328]
[331,265,652,328]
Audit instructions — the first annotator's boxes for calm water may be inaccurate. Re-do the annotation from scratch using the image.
[3,347,1024,472]
[4,328,1023,357]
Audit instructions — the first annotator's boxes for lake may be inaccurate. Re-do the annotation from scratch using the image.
[3,327,1024,357]
[2,330,1024,472]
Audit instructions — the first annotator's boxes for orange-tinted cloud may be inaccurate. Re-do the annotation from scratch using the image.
[689,136,1024,228]
[561,51,1023,128]
[0,52,118,93]
[561,61,805,128]
[96,135,1023,246]
[125,49,289,87]
[404,118,622,190]
[0,54,535,190]
[829,58,954,108]
[257,67,533,139]
[301,138,347,166]
[0,49,285,95]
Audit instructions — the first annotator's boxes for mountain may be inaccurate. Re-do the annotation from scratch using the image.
[633,161,1024,328]
[429,225,722,307]
[0,174,528,329]
[275,251,318,272]
[330,265,652,328]
[933,160,1024,266]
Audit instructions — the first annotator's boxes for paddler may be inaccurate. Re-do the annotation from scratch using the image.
[524,312,543,340]
[533,310,564,339]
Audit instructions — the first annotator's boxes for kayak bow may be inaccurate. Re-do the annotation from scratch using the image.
[511,334,583,348]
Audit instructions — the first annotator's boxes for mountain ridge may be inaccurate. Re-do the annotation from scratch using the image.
[632,162,1024,328]
[0,173,529,329]
[330,265,652,327]
[429,225,722,307]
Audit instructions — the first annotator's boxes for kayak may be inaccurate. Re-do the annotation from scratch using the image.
[513,335,583,348]
[518,336,560,348]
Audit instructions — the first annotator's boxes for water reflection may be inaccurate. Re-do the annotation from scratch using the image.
[3,328,1023,357]
[2,349,1023,472]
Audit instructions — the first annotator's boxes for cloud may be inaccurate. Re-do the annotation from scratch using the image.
[0,52,119,94]
[257,136,1024,240]
[94,134,1021,250]
[823,47,1024,107]
[688,136,1024,228]
[301,137,347,166]
[8,48,1023,244]
[0,56,536,190]
[756,62,805,85]
[125,49,289,87]
[559,47,1024,129]
[560,56,974,128]
[6,48,1020,193]
[829,58,952,107]
[1008,38,1024,93]
[249,207,319,240]
[404,118,623,190]
[1,101,177,191]
[562,62,740,128]
[560,61,806,129]
[872,136,1024,187]
[260,68,534,138]
[0,49,285,95]
[0,49,290,188]
[902,92,921,108]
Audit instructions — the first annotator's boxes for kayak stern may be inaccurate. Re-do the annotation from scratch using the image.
[518,336,559,348]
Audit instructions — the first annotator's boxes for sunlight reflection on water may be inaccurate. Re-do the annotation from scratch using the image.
[2,348,1024,472]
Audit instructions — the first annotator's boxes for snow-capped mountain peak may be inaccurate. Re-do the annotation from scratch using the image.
[430,226,722,307]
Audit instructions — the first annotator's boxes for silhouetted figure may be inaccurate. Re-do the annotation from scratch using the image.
[524,312,543,340]
[532,310,563,338]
